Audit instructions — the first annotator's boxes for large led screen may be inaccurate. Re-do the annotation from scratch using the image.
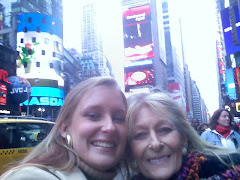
[16,13,64,88]
[20,87,64,107]
[225,68,237,100]
[124,65,154,92]
[221,5,240,55]
[123,5,154,64]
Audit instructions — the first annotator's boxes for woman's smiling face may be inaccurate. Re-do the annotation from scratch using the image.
[129,106,184,180]
[62,85,127,171]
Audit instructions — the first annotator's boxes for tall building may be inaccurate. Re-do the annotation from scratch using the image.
[0,0,64,119]
[162,0,186,111]
[80,0,113,77]
[191,80,202,123]
[122,0,168,93]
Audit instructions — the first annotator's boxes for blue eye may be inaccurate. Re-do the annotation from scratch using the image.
[133,132,147,140]
[87,113,101,121]
[113,116,125,123]
[157,127,172,135]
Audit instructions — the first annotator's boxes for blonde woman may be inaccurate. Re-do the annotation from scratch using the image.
[126,92,240,180]
[1,77,128,180]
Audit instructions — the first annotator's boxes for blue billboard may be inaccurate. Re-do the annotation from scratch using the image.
[20,87,64,107]
[221,5,240,55]
[225,68,237,100]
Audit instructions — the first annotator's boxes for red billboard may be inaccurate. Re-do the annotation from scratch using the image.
[123,4,154,63]
[124,65,154,91]
[0,83,7,106]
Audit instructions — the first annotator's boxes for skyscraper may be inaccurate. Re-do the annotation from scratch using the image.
[80,0,113,77]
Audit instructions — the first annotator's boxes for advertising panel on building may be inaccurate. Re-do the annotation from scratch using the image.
[225,68,237,100]
[123,4,154,64]
[221,5,240,56]
[123,4,154,92]
[16,13,64,118]
[124,64,154,92]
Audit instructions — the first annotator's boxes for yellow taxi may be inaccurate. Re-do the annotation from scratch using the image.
[0,116,54,174]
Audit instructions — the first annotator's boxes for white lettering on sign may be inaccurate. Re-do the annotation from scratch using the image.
[10,87,28,94]
[21,96,64,106]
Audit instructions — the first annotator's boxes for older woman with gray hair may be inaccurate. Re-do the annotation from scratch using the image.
[126,92,240,180]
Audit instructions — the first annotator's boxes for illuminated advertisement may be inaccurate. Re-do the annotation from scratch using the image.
[125,65,154,91]
[123,4,154,64]
[168,82,186,109]
[20,87,64,107]
[221,5,240,55]
[0,83,7,105]
[16,13,64,88]
[225,68,237,100]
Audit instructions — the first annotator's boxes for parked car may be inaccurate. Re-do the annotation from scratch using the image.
[0,116,54,174]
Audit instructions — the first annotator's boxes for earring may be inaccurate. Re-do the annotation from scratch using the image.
[181,146,187,155]
[66,134,72,148]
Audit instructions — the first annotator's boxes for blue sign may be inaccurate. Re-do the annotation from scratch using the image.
[225,68,237,100]
[221,6,240,55]
[20,87,65,107]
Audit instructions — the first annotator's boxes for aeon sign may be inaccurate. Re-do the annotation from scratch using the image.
[20,87,65,107]
[22,97,64,106]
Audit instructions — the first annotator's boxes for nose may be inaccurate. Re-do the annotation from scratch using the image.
[149,131,163,151]
[101,116,116,133]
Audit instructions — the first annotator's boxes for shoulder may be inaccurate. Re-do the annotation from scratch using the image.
[200,129,215,137]
[199,153,240,178]
[0,166,87,180]
[0,166,59,180]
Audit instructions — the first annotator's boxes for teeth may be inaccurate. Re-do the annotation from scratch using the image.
[92,142,114,148]
[149,156,168,163]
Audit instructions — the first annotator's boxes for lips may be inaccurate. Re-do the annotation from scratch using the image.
[92,141,115,148]
[148,155,170,163]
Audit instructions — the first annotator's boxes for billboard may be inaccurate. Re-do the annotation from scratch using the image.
[168,82,186,110]
[123,4,154,64]
[16,13,64,88]
[124,64,154,91]
[225,68,237,100]
[20,87,64,107]
[221,5,240,55]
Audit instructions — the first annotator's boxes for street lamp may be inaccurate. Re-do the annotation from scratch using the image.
[27,86,32,116]
[38,107,45,118]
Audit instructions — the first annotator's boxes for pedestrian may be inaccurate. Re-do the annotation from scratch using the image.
[197,123,209,135]
[201,108,240,149]
[0,77,128,180]
[191,118,199,132]
[126,92,240,180]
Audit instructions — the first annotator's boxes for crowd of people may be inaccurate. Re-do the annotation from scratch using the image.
[1,76,240,180]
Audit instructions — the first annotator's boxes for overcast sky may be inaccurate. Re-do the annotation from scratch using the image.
[63,0,220,115]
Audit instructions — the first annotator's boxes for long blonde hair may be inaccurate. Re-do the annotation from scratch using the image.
[10,77,127,172]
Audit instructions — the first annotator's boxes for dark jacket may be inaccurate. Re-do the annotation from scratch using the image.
[132,152,240,180]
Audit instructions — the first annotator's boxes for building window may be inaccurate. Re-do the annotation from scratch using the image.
[24,27,28,32]
[28,17,32,23]
[32,37,36,43]
[42,18,45,24]
[36,62,40,67]
[36,27,40,32]
[45,38,49,44]
[52,52,55,57]
[42,50,45,55]
[20,38,24,43]
[50,63,54,68]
